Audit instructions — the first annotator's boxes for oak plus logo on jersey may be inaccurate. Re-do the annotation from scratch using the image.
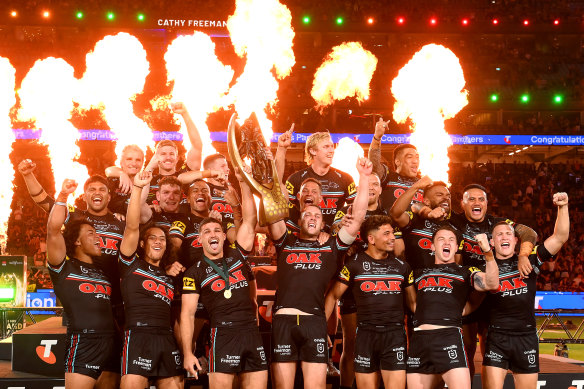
[418,276,454,293]
[36,339,58,364]
[210,270,248,292]
[286,252,322,270]
[495,276,527,296]
[360,280,402,293]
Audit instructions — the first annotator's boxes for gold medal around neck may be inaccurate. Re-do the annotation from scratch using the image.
[224,289,232,299]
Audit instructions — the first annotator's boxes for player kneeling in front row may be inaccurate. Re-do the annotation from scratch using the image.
[407,226,499,389]
[180,167,268,389]
[482,193,570,389]
[325,215,416,389]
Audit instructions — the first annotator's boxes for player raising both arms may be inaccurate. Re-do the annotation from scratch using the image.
[482,193,570,389]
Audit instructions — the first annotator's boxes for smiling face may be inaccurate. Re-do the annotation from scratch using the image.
[188,181,211,215]
[432,229,458,264]
[77,224,102,257]
[84,182,110,213]
[156,183,181,213]
[367,223,395,253]
[310,137,335,166]
[140,227,167,263]
[491,224,518,259]
[395,147,419,178]
[424,185,451,216]
[462,188,488,222]
[299,181,322,211]
[200,221,226,258]
[299,205,323,238]
[120,149,144,176]
[157,145,178,172]
[207,156,230,183]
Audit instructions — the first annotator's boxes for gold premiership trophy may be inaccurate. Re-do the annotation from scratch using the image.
[227,112,289,226]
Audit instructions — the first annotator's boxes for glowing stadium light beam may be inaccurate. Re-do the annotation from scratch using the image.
[0,58,16,253]
[18,57,89,196]
[311,42,378,110]
[226,0,295,144]
[77,32,153,160]
[163,32,234,160]
[391,44,468,183]
[331,137,364,185]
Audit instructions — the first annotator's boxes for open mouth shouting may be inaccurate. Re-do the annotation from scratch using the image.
[209,238,220,251]
[91,195,104,207]
[471,206,483,217]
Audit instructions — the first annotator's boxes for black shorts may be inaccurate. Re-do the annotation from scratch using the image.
[208,325,268,373]
[271,314,328,363]
[121,328,182,377]
[65,332,119,379]
[354,325,407,373]
[407,327,468,374]
[339,288,357,315]
[483,328,539,374]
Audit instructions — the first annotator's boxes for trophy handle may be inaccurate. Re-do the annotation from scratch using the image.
[227,113,289,226]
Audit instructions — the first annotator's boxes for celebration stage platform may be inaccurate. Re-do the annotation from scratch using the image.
[1,318,584,389]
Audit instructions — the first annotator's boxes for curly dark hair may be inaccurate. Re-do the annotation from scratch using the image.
[62,219,95,259]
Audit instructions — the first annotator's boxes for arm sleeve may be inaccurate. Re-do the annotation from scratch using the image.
[182,265,201,295]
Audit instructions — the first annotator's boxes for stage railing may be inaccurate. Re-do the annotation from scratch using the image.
[536,309,584,344]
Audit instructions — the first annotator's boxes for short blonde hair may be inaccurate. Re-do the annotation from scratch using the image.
[304,132,332,164]
[122,144,144,159]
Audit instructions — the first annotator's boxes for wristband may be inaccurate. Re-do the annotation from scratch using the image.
[133,184,144,189]
[55,202,67,207]
[373,136,381,142]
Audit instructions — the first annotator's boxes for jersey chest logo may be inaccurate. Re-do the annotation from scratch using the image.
[286,253,322,270]
[210,270,248,292]
[418,277,454,293]
[98,237,119,253]
[393,188,423,202]
[319,198,338,210]
[360,280,401,293]
[79,282,111,299]
[494,276,527,296]
[463,241,483,256]
[142,279,174,302]
[212,202,234,215]
[190,237,202,248]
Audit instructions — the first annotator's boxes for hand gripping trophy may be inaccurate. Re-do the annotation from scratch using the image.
[227,113,289,226]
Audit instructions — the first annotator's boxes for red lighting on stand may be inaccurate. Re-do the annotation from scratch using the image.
[461,18,469,26]
[553,19,560,25]
[42,10,50,18]
[492,18,499,25]
[10,10,17,17]
[367,17,374,25]
[397,16,405,25]
[429,17,437,26]
[523,19,529,26]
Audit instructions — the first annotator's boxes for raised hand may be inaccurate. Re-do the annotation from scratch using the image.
[356,157,373,176]
[209,210,223,222]
[278,124,294,148]
[427,207,446,220]
[134,170,153,188]
[18,159,36,176]
[553,192,569,207]
[60,179,78,196]
[223,185,241,207]
[171,102,187,115]
[474,233,491,253]
[414,175,433,190]
[374,117,390,139]
[166,261,186,277]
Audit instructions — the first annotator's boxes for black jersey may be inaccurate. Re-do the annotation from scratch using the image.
[333,206,388,243]
[182,244,256,328]
[149,210,190,241]
[48,257,115,332]
[273,230,351,316]
[451,213,516,268]
[170,213,231,268]
[119,252,176,329]
[107,177,130,215]
[207,181,236,230]
[400,212,463,271]
[413,263,481,327]
[286,166,356,230]
[64,205,125,305]
[379,166,423,211]
[486,245,552,330]
[338,252,413,326]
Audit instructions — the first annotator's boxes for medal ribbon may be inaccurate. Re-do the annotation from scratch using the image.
[203,256,230,292]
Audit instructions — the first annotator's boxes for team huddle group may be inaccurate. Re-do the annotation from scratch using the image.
[17,110,570,389]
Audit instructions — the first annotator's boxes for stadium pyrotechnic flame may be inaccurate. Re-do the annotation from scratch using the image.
[331,137,365,185]
[77,33,153,160]
[0,58,16,253]
[226,0,295,144]
[163,32,234,161]
[391,44,468,183]
[18,57,88,196]
[311,42,378,110]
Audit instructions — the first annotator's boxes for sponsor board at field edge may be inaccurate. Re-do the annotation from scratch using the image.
[535,292,584,315]
[12,129,584,146]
